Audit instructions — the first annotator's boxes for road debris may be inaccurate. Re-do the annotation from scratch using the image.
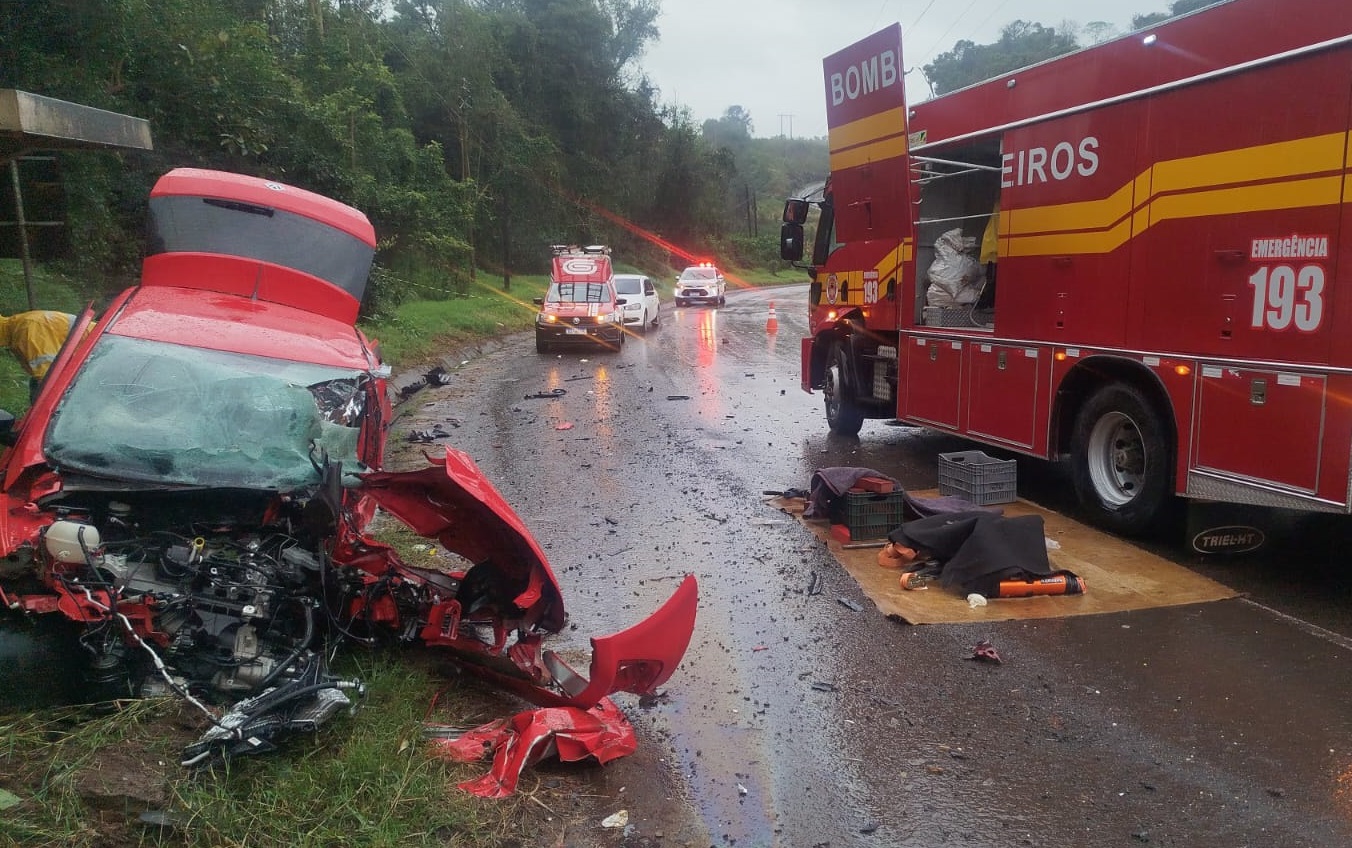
[838,597,864,612]
[407,423,454,443]
[967,639,1002,664]
[667,394,691,400]
[430,699,639,798]
[807,572,823,595]
[601,810,629,829]
[524,388,567,399]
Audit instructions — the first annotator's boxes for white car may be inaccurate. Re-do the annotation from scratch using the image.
[612,273,661,331]
[674,263,726,306]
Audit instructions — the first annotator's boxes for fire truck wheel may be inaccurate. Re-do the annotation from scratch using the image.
[1070,383,1172,536]
[824,343,864,436]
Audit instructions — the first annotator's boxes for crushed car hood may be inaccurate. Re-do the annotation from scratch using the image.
[358,446,566,632]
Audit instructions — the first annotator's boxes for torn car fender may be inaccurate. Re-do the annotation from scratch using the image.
[358,447,699,708]
[541,573,698,707]
[358,446,566,631]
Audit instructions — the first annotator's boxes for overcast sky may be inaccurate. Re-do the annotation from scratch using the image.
[639,0,1182,138]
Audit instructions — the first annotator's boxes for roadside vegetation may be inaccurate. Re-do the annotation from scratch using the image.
[0,657,560,848]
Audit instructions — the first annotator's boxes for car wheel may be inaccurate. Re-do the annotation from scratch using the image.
[1070,383,1173,536]
[536,335,549,354]
[639,310,649,334]
[675,298,685,307]
[823,342,864,436]
[718,294,726,306]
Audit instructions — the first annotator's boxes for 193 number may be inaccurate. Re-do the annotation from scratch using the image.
[1248,264,1324,332]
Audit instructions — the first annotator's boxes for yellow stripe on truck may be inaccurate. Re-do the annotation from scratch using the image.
[829,134,909,172]
[828,106,909,171]
[1151,132,1345,195]
[1003,132,1351,257]
[828,106,908,152]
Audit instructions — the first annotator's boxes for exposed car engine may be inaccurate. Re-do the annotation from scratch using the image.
[19,489,373,767]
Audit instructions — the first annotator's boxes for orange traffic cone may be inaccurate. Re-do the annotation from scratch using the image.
[766,301,779,333]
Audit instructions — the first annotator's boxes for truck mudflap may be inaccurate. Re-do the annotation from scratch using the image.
[801,335,816,393]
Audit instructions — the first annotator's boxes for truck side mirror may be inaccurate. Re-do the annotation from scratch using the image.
[780,222,805,262]
[783,198,810,225]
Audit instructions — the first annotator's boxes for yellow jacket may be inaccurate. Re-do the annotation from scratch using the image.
[0,311,77,378]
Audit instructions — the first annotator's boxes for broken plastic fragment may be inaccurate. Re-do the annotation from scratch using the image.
[602,810,629,828]
[428,698,637,797]
[555,422,574,430]
[967,593,987,608]
[968,639,1002,664]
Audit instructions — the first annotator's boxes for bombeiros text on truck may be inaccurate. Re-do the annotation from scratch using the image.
[782,0,1352,535]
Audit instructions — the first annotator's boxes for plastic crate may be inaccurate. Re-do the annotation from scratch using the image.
[831,490,908,540]
[937,450,1017,505]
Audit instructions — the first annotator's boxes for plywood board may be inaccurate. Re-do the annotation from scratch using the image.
[771,492,1238,625]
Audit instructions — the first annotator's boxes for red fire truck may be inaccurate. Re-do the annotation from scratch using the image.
[782,0,1352,535]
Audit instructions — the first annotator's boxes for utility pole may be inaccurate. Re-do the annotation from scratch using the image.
[778,113,794,139]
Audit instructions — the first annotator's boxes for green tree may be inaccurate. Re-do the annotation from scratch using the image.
[1132,0,1222,30]
[922,21,1079,96]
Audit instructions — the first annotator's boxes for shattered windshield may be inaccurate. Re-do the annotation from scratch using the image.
[545,283,612,304]
[45,335,369,490]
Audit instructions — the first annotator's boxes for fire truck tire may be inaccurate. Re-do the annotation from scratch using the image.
[1070,383,1172,536]
[824,343,865,436]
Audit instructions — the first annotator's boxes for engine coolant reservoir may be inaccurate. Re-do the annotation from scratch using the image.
[45,520,101,564]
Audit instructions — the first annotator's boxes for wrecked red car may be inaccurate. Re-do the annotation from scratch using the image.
[0,168,697,779]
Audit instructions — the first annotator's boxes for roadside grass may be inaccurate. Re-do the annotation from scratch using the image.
[0,656,543,848]
[0,260,91,415]
[0,698,187,846]
[363,275,549,366]
[161,656,532,848]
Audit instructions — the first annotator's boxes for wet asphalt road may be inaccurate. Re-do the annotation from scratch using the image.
[392,283,1352,848]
